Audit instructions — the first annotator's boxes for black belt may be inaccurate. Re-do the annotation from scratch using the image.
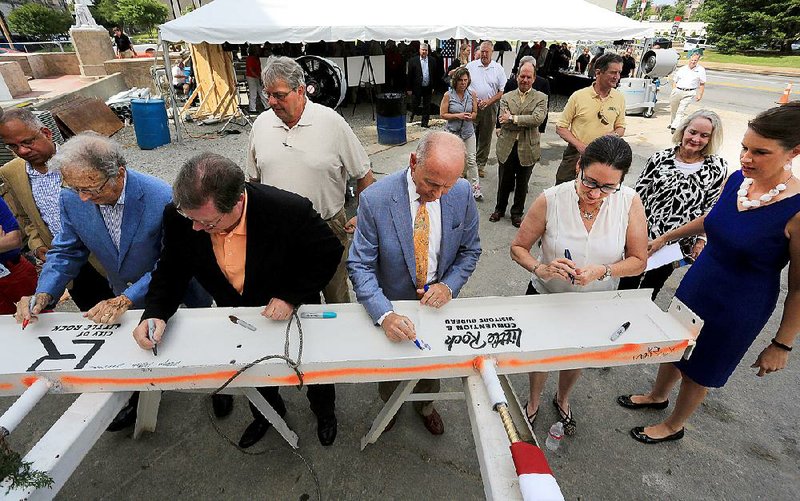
[677,87,697,91]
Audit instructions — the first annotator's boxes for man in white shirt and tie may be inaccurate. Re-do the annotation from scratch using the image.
[347,131,481,436]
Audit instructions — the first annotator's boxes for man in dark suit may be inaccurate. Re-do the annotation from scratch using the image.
[407,43,440,127]
[133,152,343,448]
[347,131,481,434]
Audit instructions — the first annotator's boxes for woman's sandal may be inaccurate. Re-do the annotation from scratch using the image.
[553,394,576,436]
[523,401,539,427]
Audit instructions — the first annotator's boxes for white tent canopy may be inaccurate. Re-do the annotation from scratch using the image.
[159,0,654,44]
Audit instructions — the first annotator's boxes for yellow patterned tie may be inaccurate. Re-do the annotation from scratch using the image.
[414,202,429,295]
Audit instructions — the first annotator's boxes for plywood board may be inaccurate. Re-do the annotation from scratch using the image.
[189,42,239,120]
[51,96,123,137]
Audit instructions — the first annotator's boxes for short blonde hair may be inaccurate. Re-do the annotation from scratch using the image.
[672,110,723,156]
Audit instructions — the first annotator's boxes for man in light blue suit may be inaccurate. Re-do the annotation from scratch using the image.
[15,132,210,431]
[348,131,481,435]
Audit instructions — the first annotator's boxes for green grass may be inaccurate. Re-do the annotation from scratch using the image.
[700,50,800,68]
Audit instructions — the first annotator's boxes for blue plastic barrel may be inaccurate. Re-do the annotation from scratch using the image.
[130,98,170,150]
[376,93,406,145]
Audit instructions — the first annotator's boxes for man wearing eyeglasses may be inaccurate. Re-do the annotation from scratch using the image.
[555,53,626,185]
[246,56,374,308]
[15,131,211,432]
[134,152,343,448]
[0,108,113,310]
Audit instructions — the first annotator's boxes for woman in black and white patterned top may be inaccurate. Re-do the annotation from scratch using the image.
[619,110,727,300]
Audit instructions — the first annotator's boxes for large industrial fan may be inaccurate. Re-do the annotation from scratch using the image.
[295,55,347,109]
[618,48,679,118]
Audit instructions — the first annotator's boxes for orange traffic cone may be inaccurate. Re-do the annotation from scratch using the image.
[777,83,793,104]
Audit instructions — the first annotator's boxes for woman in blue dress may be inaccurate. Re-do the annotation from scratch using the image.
[617,102,800,444]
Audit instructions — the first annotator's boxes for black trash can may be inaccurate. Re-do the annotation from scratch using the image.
[376,93,407,145]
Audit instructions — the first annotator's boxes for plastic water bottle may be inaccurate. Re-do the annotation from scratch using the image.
[545,421,564,451]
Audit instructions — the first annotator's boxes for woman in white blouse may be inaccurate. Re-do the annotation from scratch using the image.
[510,135,648,435]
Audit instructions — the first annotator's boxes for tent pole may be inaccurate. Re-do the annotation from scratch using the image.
[159,30,183,143]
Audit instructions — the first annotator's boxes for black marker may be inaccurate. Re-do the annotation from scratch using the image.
[564,249,575,284]
[610,321,631,342]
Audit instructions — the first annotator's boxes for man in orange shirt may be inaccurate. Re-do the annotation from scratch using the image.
[132,152,343,448]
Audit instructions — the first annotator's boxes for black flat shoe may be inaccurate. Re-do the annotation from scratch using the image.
[553,394,576,436]
[317,413,338,446]
[630,426,684,444]
[617,395,669,410]
[239,419,272,449]
[107,393,138,432]
[523,401,538,427]
[211,394,234,418]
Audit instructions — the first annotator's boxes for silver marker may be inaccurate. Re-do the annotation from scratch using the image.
[229,315,257,331]
[147,318,158,356]
[610,321,631,342]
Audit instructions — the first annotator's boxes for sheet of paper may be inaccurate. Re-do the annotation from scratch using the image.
[645,242,683,271]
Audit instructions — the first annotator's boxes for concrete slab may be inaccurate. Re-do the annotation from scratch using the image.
[1,93,798,500]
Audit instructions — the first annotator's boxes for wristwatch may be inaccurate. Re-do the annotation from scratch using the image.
[599,264,612,281]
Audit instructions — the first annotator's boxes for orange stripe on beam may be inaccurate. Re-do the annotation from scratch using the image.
[60,370,239,386]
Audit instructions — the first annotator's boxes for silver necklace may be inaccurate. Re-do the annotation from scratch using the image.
[578,201,601,220]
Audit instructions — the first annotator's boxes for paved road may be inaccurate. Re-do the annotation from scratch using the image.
[662,69,798,116]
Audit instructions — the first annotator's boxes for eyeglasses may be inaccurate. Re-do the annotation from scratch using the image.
[176,208,225,229]
[5,133,40,152]
[264,89,295,101]
[579,169,621,195]
[597,110,610,126]
[64,176,112,197]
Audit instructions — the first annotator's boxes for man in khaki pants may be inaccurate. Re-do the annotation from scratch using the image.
[246,56,374,304]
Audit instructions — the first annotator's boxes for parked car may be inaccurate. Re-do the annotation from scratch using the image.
[651,37,673,49]
[683,37,707,52]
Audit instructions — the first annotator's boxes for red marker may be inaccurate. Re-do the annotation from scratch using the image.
[22,296,36,330]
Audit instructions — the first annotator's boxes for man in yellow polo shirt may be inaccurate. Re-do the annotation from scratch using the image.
[133,152,343,449]
[554,53,626,185]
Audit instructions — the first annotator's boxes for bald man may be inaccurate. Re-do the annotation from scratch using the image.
[347,131,482,435]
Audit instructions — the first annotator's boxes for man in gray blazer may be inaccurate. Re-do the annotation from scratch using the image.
[490,61,548,228]
[347,131,481,435]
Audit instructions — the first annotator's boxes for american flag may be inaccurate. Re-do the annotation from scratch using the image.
[440,38,457,74]
[439,39,473,74]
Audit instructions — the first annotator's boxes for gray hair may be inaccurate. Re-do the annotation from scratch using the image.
[415,130,466,168]
[261,56,306,90]
[518,59,536,76]
[672,109,724,156]
[173,152,245,214]
[0,107,45,130]
[420,42,429,50]
[50,131,125,177]
[479,41,494,51]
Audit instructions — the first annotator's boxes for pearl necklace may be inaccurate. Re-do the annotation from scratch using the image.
[738,176,789,209]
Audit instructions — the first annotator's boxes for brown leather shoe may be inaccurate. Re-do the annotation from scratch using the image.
[511,215,523,228]
[489,211,503,222]
[422,409,444,435]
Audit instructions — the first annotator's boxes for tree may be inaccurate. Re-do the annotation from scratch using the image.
[116,0,168,33]
[7,4,73,37]
[703,0,800,53]
[91,0,121,28]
